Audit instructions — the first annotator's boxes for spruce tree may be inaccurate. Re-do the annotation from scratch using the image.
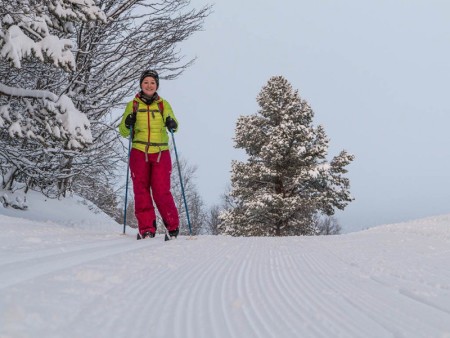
[219,76,354,236]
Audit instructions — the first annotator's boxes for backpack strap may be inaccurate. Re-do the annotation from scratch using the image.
[157,100,164,117]
[132,99,139,115]
[130,99,139,139]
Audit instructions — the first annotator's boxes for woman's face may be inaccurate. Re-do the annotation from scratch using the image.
[141,77,157,96]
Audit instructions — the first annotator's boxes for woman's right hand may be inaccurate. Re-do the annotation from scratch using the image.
[125,114,136,129]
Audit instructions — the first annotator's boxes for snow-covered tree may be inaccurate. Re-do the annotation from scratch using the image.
[0,0,106,196]
[0,0,211,200]
[219,76,354,237]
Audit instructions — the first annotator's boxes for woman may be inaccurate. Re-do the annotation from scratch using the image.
[119,70,179,240]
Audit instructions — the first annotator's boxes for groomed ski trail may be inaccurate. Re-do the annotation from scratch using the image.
[1,217,450,338]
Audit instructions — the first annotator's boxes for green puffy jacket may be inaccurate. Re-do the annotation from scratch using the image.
[119,95,178,154]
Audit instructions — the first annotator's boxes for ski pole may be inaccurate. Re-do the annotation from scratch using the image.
[169,129,192,236]
[123,126,133,234]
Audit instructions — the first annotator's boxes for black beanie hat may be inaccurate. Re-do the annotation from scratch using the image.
[140,70,159,89]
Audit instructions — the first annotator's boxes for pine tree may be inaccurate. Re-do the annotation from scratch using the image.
[219,76,354,237]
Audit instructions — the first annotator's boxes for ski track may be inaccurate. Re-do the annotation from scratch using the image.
[320,238,450,336]
[1,231,450,338]
[0,235,126,265]
[277,243,381,337]
[0,237,135,289]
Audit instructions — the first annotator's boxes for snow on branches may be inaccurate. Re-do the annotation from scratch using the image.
[0,0,105,196]
[1,0,211,199]
[0,0,105,146]
[220,76,354,237]
[1,0,105,70]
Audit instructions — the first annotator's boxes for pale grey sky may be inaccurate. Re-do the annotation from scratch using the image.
[162,0,450,232]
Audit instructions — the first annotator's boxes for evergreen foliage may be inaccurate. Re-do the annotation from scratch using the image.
[219,76,354,236]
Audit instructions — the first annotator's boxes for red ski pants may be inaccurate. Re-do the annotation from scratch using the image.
[129,148,179,235]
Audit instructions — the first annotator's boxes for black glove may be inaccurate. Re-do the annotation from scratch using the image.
[165,116,177,131]
[124,114,136,129]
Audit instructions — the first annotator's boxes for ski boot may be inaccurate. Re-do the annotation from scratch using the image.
[137,231,155,240]
[165,228,179,241]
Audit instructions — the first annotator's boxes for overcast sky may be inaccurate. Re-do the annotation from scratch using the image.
[161,0,450,232]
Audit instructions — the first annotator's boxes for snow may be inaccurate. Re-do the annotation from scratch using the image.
[38,35,75,70]
[50,0,107,22]
[1,191,450,337]
[0,83,58,102]
[0,83,92,146]
[1,25,76,70]
[0,25,43,68]
[49,94,93,145]
[1,1,106,148]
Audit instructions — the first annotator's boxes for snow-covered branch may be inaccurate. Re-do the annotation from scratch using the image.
[0,82,58,101]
